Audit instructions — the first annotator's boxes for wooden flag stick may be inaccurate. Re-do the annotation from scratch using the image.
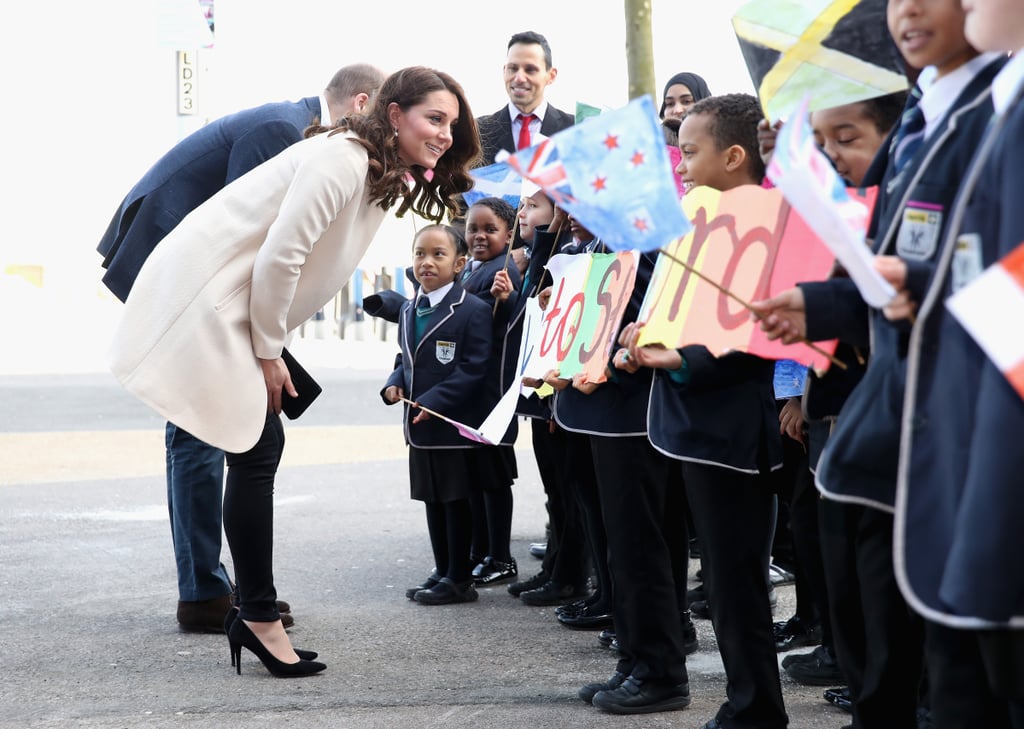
[398,396,449,422]
[493,214,523,317]
[656,247,847,371]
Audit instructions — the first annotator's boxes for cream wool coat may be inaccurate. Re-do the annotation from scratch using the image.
[109,130,388,453]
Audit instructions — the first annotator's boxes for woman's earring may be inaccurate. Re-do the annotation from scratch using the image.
[393,128,398,138]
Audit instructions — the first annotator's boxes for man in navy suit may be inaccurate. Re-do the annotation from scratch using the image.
[96,62,385,633]
[476,30,575,167]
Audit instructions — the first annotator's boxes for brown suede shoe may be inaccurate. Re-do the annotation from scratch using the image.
[178,594,295,633]
[177,594,234,633]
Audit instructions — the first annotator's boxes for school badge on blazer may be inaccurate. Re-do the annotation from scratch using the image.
[435,340,456,364]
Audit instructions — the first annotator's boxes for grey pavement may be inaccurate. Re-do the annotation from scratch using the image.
[0,338,852,729]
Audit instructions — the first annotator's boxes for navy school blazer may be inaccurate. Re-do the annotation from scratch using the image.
[808,55,1006,510]
[382,284,493,449]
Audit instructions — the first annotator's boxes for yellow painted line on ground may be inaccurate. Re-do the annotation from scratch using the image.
[0,424,532,486]
[0,425,405,486]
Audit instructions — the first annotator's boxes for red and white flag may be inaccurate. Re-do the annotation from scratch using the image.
[947,242,1024,399]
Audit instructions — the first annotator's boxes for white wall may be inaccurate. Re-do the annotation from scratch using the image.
[0,0,753,369]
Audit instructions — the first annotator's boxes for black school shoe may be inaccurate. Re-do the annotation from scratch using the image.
[591,675,691,714]
[785,644,843,685]
[823,686,852,713]
[413,577,478,605]
[774,615,823,652]
[520,580,590,607]
[472,556,518,586]
[508,570,548,597]
[405,570,441,600]
[578,671,627,703]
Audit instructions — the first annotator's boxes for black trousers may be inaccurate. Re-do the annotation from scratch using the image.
[591,435,687,686]
[223,412,285,622]
[925,621,1024,729]
[533,420,588,587]
[565,431,611,609]
[684,461,788,728]
[819,498,924,729]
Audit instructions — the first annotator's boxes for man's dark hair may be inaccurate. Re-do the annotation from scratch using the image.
[507,31,553,69]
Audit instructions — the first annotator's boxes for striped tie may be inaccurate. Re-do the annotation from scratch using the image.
[892,85,925,172]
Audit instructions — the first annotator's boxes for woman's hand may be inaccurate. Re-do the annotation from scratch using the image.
[260,357,296,415]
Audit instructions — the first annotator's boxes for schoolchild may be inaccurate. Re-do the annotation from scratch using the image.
[772,91,908,689]
[619,92,788,729]
[750,2,1007,725]
[383,225,493,606]
[548,217,690,715]
[494,195,591,605]
[885,0,1024,723]
[459,197,523,586]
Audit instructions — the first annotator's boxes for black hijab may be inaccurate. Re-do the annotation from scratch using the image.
[660,72,713,117]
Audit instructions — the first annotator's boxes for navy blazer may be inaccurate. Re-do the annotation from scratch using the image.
[383,285,493,449]
[476,103,575,166]
[97,97,321,301]
[897,90,1024,626]
[647,348,783,474]
[811,56,1006,511]
[460,252,522,443]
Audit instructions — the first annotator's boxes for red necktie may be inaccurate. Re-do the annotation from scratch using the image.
[516,113,536,150]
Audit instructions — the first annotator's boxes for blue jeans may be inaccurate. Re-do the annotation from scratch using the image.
[165,423,232,601]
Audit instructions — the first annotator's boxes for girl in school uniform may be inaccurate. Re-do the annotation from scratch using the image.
[459,197,522,586]
[494,196,591,605]
[383,224,493,606]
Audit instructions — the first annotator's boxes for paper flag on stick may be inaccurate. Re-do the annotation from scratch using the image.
[497,95,691,253]
[732,0,908,122]
[466,163,523,210]
[946,242,1024,400]
[766,94,894,308]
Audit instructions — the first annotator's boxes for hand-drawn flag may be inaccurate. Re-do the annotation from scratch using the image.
[637,184,840,371]
[497,95,691,253]
[767,95,894,307]
[733,0,908,122]
[947,242,1024,400]
[466,162,523,209]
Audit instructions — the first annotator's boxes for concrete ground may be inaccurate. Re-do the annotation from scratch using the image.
[0,336,852,729]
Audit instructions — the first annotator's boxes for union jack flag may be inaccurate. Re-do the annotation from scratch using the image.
[497,95,691,252]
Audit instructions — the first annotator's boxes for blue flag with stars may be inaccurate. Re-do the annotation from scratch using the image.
[497,95,690,252]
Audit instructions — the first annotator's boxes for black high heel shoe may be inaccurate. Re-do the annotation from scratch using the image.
[226,618,326,677]
[224,608,318,662]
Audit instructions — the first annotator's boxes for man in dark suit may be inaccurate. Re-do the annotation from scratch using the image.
[96,62,385,633]
[476,30,575,167]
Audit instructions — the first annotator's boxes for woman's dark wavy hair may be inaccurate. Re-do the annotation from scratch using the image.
[306,66,481,222]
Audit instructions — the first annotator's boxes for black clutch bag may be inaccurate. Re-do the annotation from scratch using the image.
[280,347,322,419]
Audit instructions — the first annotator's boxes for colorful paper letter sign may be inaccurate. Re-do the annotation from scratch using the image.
[531,251,639,383]
[637,184,843,371]
[732,0,908,122]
